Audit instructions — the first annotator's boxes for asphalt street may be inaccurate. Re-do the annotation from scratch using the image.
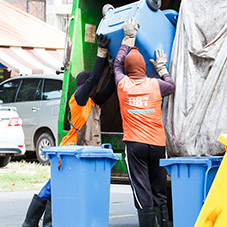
[0,184,139,227]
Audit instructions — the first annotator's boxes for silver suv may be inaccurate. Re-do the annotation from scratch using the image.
[0,74,63,164]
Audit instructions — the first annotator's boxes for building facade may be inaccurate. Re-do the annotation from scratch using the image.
[4,0,71,32]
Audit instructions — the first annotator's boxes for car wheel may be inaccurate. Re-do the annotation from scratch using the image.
[36,133,55,165]
[0,156,11,167]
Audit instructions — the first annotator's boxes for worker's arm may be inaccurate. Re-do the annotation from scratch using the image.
[75,34,110,106]
[157,74,175,97]
[114,18,140,86]
[150,49,175,96]
[75,57,106,106]
[93,72,116,105]
[114,45,129,86]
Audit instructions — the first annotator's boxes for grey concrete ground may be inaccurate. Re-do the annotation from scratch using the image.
[0,184,139,227]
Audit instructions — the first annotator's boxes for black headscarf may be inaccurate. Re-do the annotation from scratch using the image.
[76,71,90,87]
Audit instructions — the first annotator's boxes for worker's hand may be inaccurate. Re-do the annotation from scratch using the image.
[123,18,140,38]
[97,34,110,48]
[58,158,62,171]
[96,34,110,58]
[150,49,168,77]
[122,18,140,47]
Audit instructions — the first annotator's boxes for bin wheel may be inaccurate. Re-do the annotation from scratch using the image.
[102,4,114,17]
[36,132,55,165]
[0,156,11,167]
[146,0,162,11]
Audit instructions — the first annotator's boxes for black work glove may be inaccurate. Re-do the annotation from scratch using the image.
[96,34,110,48]
[96,34,110,58]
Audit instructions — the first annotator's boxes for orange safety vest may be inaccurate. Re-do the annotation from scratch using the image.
[59,94,101,146]
[117,76,165,146]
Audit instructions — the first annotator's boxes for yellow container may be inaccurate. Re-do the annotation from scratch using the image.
[194,134,227,227]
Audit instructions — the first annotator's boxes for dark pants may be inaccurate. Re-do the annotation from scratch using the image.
[125,141,167,209]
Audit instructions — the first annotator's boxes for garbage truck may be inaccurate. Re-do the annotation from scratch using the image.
[57,0,227,224]
[58,0,180,184]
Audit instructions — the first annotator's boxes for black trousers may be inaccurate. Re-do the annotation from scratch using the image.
[125,141,167,209]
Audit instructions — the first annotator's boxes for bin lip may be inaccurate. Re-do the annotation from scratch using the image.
[42,145,122,160]
[160,156,223,166]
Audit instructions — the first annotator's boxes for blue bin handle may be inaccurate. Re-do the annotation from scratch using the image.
[203,165,220,203]
[56,153,62,159]
[101,143,112,149]
[162,9,178,27]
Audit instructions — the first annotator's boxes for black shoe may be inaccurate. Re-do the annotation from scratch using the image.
[155,206,161,226]
[42,200,52,227]
[160,204,169,227]
[155,204,170,227]
[22,194,47,227]
[138,207,160,227]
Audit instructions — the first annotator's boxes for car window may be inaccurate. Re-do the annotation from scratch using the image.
[43,79,62,100]
[0,80,20,103]
[16,79,42,102]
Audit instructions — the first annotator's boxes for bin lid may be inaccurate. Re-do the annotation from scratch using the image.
[160,156,223,167]
[42,143,122,161]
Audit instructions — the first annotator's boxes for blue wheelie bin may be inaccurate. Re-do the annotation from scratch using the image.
[43,144,122,227]
[160,156,223,227]
[97,0,178,78]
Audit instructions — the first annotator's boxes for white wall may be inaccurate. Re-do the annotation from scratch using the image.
[46,0,72,32]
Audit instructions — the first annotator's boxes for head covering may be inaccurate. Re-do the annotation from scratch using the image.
[76,71,90,86]
[75,71,90,92]
[124,47,146,78]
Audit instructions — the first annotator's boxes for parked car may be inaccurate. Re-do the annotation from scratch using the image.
[0,74,63,164]
[0,106,25,167]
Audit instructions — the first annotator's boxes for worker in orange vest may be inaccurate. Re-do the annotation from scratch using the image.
[22,34,115,227]
[113,18,175,227]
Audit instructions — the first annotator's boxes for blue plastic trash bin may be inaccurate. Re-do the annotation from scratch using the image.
[160,156,223,227]
[42,144,122,227]
[96,0,178,78]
